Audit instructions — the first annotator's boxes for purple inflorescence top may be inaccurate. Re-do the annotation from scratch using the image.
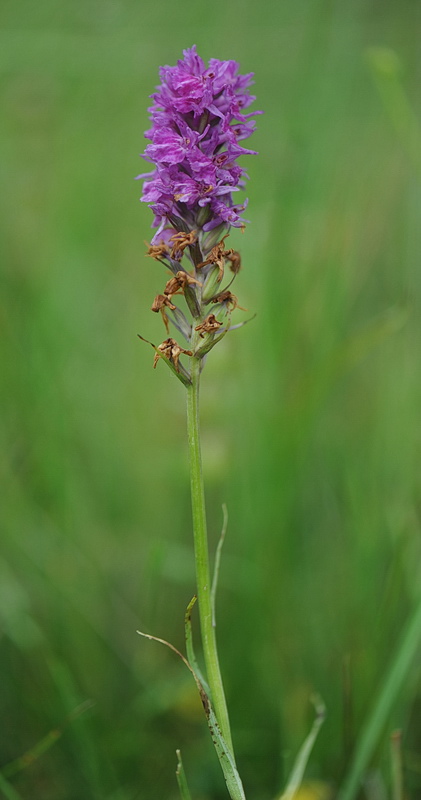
[138,46,261,248]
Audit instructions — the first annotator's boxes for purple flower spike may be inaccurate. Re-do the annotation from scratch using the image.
[139,46,261,252]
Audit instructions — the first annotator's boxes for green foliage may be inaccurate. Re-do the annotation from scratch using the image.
[1,1,421,798]
[278,697,326,800]
[338,597,421,800]
[176,750,193,800]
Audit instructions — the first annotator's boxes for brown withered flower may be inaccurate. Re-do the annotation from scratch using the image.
[151,294,176,313]
[145,241,170,260]
[153,338,193,370]
[169,230,197,260]
[211,290,246,311]
[151,294,177,333]
[164,270,201,300]
[196,235,242,282]
[195,314,223,338]
[225,249,242,274]
[196,234,230,281]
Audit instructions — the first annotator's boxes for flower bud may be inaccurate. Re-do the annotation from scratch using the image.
[196,205,212,228]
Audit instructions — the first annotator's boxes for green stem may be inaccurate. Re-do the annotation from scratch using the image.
[186,350,234,756]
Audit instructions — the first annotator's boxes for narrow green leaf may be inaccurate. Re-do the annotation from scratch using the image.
[176,750,193,800]
[137,629,246,800]
[211,504,228,628]
[184,596,211,696]
[0,772,23,800]
[204,701,246,800]
[338,596,421,800]
[194,315,256,357]
[277,695,326,800]
[193,329,228,358]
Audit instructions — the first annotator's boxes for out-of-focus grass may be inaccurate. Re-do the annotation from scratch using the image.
[1,1,421,798]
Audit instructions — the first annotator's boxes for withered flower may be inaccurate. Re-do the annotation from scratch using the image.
[211,290,245,311]
[225,249,242,274]
[194,314,223,338]
[197,235,230,281]
[145,241,170,260]
[151,294,176,313]
[169,231,197,260]
[153,338,193,370]
[151,293,177,333]
[164,270,201,300]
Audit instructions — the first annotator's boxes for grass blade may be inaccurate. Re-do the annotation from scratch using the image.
[211,504,228,628]
[184,596,211,696]
[137,630,246,800]
[0,772,23,800]
[277,696,326,800]
[176,750,193,800]
[338,596,421,800]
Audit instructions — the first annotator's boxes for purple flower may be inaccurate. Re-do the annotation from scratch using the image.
[138,46,261,249]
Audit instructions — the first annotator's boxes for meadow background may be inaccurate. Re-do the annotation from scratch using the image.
[1,1,421,798]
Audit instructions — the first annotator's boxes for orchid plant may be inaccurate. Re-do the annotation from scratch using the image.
[136,45,260,799]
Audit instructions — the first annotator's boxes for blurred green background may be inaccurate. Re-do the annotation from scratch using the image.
[1,1,421,798]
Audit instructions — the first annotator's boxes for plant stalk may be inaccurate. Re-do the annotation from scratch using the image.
[186,350,234,755]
